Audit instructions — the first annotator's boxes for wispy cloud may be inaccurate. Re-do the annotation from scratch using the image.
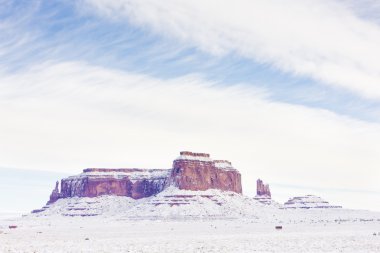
[81,0,380,99]
[2,0,379,122]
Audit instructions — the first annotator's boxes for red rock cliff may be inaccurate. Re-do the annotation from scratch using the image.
[46,151,243,204]
[58,168,169,200]
[170,152,242,193]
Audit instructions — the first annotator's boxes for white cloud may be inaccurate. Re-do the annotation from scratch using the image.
[0,61,379,210]
[81,0,380,99]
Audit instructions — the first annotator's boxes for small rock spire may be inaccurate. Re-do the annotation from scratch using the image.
[47,181,61,205]
[256,179,271,197]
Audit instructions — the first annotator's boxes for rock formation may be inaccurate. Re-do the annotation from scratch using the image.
[170,152,242,193]
[282,195,342,209]
[253,179,273,205]
[59,168,169,201]
[46,151,242,204]
[256,179,271,197]
[47,181,61,204]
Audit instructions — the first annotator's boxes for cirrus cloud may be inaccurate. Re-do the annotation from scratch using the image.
[81,0,380,99]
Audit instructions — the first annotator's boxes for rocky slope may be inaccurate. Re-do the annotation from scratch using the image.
[31,187,374,225]
[34,187,270,219]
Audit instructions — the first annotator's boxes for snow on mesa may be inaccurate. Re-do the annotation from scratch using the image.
[27,151,360,223]
[45,151,243,206]
[283,195,342,209]
[175,151,213,162]
[69,168,170,180]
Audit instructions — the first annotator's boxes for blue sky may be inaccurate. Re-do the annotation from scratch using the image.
[1,0,380,212]
[0,167,68,213]
[3,0,380,121]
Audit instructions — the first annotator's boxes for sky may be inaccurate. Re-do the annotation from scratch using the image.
[1,0,380,212]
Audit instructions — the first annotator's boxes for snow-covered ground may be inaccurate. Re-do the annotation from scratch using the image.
[1,188,380,252]
[0,213,22,220]
[1,217,380,252]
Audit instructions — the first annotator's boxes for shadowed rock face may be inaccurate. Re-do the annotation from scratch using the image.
[57,168,169,202]
[46,151,242,204]
[47,181,61,204]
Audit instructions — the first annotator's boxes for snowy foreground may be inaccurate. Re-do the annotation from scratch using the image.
[1,188,380,252]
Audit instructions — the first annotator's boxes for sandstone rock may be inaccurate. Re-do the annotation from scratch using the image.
[59,168,169,200]
[44,151,243,204]
[253,179,272,205]
[256,179,271,197]
[170,152,242,193]
[47,181,61,204]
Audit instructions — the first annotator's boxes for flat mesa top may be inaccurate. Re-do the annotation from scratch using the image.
[81,151,237,174]
[83,168,168,173]
[179,151,210,158]
[65,168,171,180]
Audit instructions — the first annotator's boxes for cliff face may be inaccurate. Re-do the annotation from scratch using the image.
[56,168,169,202]
[46,151,243,204]
[170,152,242,193]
